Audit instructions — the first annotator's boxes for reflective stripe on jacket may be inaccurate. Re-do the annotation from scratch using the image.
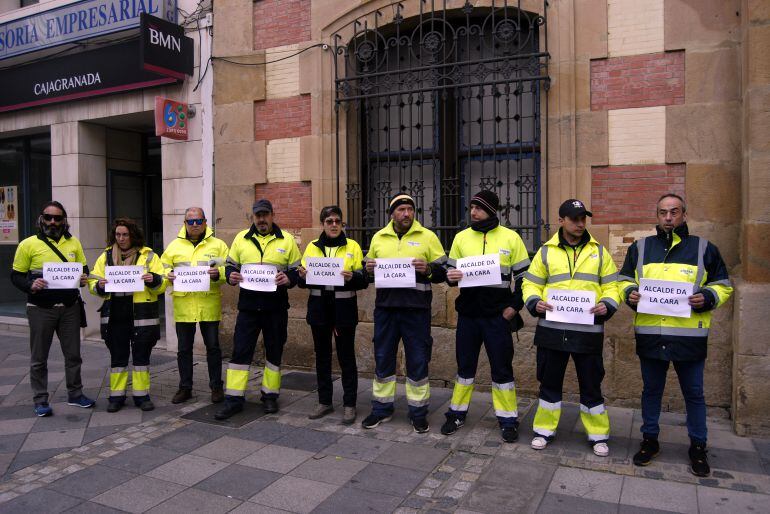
[161,226,229,322]
[522,229,620,354]
[617,223,733,361]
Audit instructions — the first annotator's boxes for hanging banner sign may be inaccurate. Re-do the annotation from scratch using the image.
[545,289,596,325]
[305,257,344,287]
[173,266,210,292]
[0,0,177,61]
[240,264,277,292]
[43,262,83,289]
[154,96,188,140]
[141,13,193,79]
[637,279,693,318]
[374,258,416,289]
[0,185,19,244]
[456,254,502,288]
[104,265,145,292]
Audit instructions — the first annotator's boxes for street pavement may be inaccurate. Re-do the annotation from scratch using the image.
[0,332,768,513]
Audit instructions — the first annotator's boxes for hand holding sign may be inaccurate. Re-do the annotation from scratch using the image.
[173,266,211,292]
[374,258,416,288]
[305,257,344,287]
[456,254,502,288]
[43,262,82,289]
[240,264,277,292]
[637,279,693,318]
[105,265,145,293]
[545,289,596,325]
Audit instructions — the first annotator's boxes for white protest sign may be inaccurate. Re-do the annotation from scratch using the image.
[305,257,344,287]
[240,264,277,292]
[42,262,82,289]
[374,258,416,289]
[173,266,211,292]
[105,265,145,293]
[456,254,502,288]
[637,279,693,318]
[545,289,596,325]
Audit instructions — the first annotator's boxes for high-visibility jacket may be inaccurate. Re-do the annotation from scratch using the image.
[161,226,228,323]
[364,219,447,310]
[298,234,367,327]
[618,223,733,361]
[11,232,88,308]
[225,223,301,312]
[522,230,620,354]
[88,246,167,343]
[447,224,531,317]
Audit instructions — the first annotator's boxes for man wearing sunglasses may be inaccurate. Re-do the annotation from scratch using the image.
[11,201,94,417]
[161,207,229,405]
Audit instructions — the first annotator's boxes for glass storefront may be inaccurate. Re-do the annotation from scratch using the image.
[0,134,51,317]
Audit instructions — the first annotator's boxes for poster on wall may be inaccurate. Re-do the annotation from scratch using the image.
[0,185,19,244]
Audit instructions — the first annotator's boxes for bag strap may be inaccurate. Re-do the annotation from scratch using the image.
[37,234,69,262]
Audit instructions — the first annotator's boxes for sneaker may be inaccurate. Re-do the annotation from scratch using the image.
[138,399,155,411]
[342,406,357,425]
[361,412,392,429]
[412,417,430,434]
[592,441,610,457]
[34,403,53,417]
[689,443,710,477]
[67,394,95,408]
[106,400,123,413]
[171,389,192,404]
[632,438,660,466]
[531,436,549,450]
[501,426,519,443]
[262,398,279,414]
[214,402,243,420]
[441,415,464,436]
[308,403,334,420]
[211,387,225,404]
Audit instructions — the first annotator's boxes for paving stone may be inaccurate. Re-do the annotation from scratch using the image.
[31,410,91,433]
[0,418,36,435]
[547,467,624,503]
[145,486,242,513]
[0,434,27,453]
[321,434,394,462]
[248,475,338,514]
[233,420,292,444]
[99,444,182,474]
[461,457,556,513]
[696,485,769,513]
[62,501,126,513]
[81,425,132,445]
[21,428,85,451]
[313,485,403,513]
[537,492,618,513]
[348,462,428,497]
[6,448,68,474]
[0,487,81,513]
[145,453,229,486]
[272,426,340,452]
[47,464,136,500]
[145,422,229,452]
[230,502,291,513]
[618,506,683,514]
[620,476,697,514]
[191,435,266,463]
[237,444,315,474]
[289,454,369,486]
[374,442,449,471]
[87,409,142,428]
[195,464,281,500]
[91,475,186,513]
[752,438,770,475]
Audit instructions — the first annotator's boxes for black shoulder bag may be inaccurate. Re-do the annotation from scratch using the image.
[37,235,88,328]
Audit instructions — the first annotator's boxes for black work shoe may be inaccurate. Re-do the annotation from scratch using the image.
[308,403,334,420]
[214,403,243,420]
[138,399,155,411]
[106,401,124,413]
[412,417,430,434]
[172,389,192,404]
[262,398,279,414]
[361,412,392,429]
[501,426,519,443]
[633,438,660,466]
[440,415,464,436]
[689,443,710,477]
[211,388,225,404]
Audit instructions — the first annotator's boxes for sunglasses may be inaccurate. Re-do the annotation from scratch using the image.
[42,214,64,222]
[324,219,343,226]
[185,218,206,226]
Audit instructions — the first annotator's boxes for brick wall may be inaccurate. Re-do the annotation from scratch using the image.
[253,0,311,50]
[591,51,684,111]
[254,181,312,229]
[255,97,311,141]
[608,0,664,57]
[266,44,300,99]
[591,164,685,224]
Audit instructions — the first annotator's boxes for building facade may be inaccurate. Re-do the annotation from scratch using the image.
[212,0,770,435]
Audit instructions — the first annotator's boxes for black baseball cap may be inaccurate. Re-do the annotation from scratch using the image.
[252,199,273,214]
[558,199,592,219]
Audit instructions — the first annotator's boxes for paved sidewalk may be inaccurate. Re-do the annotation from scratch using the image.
[0,333,768,513]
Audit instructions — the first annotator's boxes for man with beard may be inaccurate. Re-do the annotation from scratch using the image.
[11,201,94,416]
[215,199,301,420]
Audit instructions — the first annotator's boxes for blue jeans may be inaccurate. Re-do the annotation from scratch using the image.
[639,357,706,445]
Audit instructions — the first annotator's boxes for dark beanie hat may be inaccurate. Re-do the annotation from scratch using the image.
[388,193,416,214]
[470,190,499,217]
